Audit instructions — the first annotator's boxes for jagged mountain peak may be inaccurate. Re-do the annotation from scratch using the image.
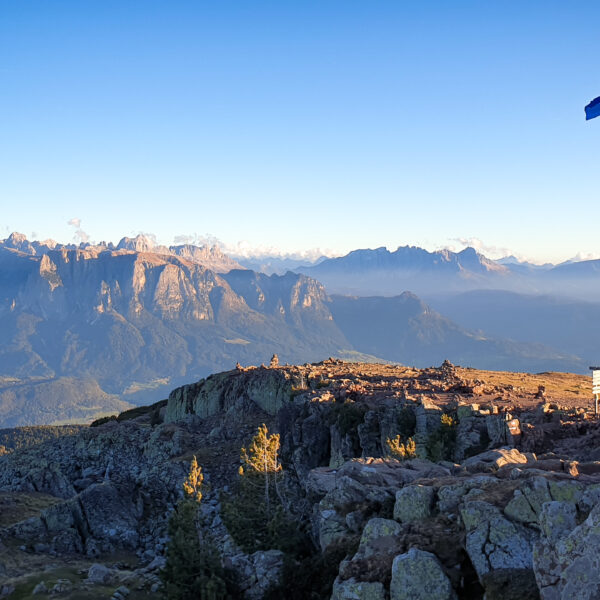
[116,234,169,254]
[169,244,244,273]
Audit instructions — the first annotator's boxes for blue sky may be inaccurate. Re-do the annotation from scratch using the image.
[1,1,599,263]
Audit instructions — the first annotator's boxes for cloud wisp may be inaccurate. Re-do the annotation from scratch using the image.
[67,218,90,244]
[172,232,338,263]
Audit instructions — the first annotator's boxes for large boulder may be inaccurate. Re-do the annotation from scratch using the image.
[78,482,141,552]
[318,506,350,552]
[533,503,600,599]
[331,579,386,600]
[390,548,456,600]
[393,485,435,524]
[460,500,535,581]
[462,448,529,473]
[338,518,404,585]
[358,518,402,557]
[538,501,576,543]
[165,368,293,422]
[230,549,284,600]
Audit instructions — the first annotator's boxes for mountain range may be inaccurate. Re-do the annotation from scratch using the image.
[2,233,591,427]
[297,245,600,299]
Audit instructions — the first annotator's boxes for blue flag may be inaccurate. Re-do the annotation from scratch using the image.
[585,96,600,120]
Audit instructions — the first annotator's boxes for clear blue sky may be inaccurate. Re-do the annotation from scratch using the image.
[1,1,599,262]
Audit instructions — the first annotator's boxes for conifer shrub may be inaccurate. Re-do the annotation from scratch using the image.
[385,435,416,459]
[426,413,457,462]
[328,402,367,436]
[221,424,311,555]
[161,457,232,600]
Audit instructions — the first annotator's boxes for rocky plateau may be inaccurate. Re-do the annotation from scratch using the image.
[1,360,600,599]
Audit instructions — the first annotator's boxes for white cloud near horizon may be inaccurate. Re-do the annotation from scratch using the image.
[67,217,90,244]
[444,237,539,263]
[171,232,339,262]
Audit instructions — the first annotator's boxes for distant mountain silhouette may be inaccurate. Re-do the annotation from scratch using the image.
[297,245,600,299]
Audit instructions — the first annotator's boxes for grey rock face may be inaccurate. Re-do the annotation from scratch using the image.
[390,548,456,600]
[166,368,294,422]
[538,501,576,544]
[230,549,284,600]
[331,578,386,600]
[0,420,186,558]
[393,485,435,523]
[358,518,403,558]
[87,563,115,584]
[462,447,529,473]
[460,500,535,581]
[533,503,600,599]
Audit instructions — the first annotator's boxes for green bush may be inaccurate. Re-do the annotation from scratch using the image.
[162,499,229,600]
[161,457,236,599]
[328,402,367,436]
[426,413,457,462]
[222,425,312,556]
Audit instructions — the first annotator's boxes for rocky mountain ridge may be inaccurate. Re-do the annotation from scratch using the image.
[1,360,600,598]
[2,237,585,427]
[0,245,349,426]
[298,244,600,299]
[1,232,245,273]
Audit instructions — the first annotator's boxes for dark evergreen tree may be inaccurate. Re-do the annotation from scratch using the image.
[161,457,229,600]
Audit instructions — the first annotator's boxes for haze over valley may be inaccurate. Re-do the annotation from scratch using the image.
[0,232,596,427]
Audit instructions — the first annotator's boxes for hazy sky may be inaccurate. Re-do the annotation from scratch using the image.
[1,1,599,263]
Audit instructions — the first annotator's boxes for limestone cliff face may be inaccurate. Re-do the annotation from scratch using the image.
[0,246,349,425]
[170,244,244,273]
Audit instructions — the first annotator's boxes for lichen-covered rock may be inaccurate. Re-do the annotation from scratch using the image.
[337,517,404,586]
[331,578,386,600]
[460,500,535,581]
[390,548,456,600]
[533,503,600,599]
[358,518,402,556]
[393,485,435,523]
[504,489,538,525]
[520,477,552,516]
[547,480,582,505]
[318,506,350,552]
[436,476,496,513]
[165,368,293,422]
[538,501,576,543]
[230,549,284,599]
[577,482,600,513]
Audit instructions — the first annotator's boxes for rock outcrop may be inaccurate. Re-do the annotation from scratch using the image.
[2,360,600,598]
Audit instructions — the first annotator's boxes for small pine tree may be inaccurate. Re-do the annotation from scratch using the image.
[182,455,203,502]
[426,413,457,462]
[161,457,228,600]
[222,424,307,555]
[240,423,282,510]
[386,435,417,460]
